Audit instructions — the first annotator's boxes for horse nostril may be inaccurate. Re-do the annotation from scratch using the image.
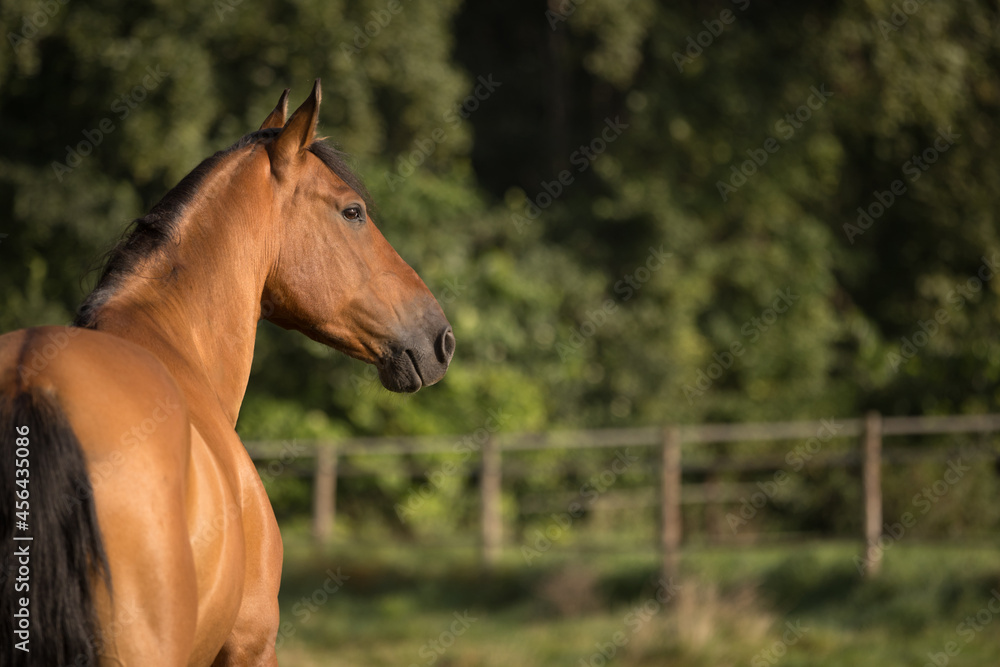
[435,326,455,365]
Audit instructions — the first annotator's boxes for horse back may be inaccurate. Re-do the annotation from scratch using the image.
[0,326,192,473]
[1,326,205,662]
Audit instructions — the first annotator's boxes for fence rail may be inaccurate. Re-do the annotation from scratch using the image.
[246,412,1000,579]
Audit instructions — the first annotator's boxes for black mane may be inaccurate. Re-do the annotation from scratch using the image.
[73,130,372,328]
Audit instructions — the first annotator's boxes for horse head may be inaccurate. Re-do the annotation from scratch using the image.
[259,81,454,392]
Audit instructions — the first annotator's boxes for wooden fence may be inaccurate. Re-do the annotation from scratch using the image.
[246,412,1000,579]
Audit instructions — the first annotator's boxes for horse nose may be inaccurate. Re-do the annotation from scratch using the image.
[435,326,455,365]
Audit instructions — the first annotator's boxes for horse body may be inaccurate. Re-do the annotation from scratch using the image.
[0,82,453,666]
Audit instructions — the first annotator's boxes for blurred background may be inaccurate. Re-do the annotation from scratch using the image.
[3,0,1000,664]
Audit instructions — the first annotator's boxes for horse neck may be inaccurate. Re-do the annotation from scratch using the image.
[95,153,274,426]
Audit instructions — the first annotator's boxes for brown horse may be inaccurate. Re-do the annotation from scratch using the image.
[0,80,453,666]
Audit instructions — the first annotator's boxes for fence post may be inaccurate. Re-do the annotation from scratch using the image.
[862,411,883,577]
[660,426,682,581]
[481,436,502,567]
[313,443,337,548]
[704,471,722,541]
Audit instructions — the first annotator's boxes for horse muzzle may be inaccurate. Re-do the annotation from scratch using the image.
[377,324,454,393]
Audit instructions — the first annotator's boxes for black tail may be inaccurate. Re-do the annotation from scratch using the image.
[1,388,111,667]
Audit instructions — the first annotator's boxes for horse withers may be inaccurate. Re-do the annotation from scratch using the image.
[0,80,453,666]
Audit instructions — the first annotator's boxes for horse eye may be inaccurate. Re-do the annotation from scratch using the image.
[343,206,363,222]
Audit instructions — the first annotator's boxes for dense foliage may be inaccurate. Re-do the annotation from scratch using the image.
[2,0,999,539]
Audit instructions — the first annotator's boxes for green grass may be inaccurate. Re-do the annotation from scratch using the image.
[275,525,1000,666]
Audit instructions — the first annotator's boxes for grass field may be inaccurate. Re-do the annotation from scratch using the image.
[275,525,1000,666]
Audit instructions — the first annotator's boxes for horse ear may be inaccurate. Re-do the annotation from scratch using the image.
[269,79,321,169]
[259,88,290,130]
